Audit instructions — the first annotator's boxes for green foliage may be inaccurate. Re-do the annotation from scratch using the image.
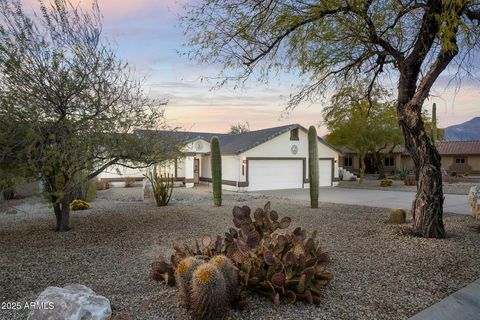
[396,167,409,180]
[191,263,229,320]
[390,209,407,224]
[380,179,393,187]
[308,126,319,208]
[144,171,174,207]
[150,202,333,306]
[0,1,180,230]
[70,200,90,211]
[229,122,250,134]
[71,172,98,202]
[431,103,438,143]
[210,136,222,206]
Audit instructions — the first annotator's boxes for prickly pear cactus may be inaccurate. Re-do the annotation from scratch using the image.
[191,263,229,320]
[175,257,204,306]
[308,126,319,208]
[210,136,222,206]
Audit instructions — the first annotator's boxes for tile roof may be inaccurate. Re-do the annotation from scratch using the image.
[384,141,480,156]
[137,124,340,155]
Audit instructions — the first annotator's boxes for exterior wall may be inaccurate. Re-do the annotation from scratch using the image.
[201,155,211,178]
[98,162,147,180]
[400,155,415,171]
[441,155,480,174]
[340,154,359,173]
[183,139,211,153]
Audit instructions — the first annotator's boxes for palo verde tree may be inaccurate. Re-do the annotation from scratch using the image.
[323,85,403,181]
[0,0,179,231]
[229,121,250,134]
[182,0,480,238]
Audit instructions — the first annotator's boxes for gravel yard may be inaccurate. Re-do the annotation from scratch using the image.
[338,179,480,195]
[1,186,480,320]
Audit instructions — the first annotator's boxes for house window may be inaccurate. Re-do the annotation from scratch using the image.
[290,128,299,141]
[384,157,394,167]
[344,157,353,167]
[455,158,466,164]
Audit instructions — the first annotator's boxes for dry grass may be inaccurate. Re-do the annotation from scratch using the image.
[1,187,479,319]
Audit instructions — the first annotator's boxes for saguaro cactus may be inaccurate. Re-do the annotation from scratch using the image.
[210,136,222,206]
[431,103,437,143]
[308,126,319,208]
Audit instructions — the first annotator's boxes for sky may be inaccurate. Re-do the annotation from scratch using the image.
[24,0,480,135]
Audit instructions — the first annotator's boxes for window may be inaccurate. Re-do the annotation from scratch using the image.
[344,157,353,167]
[290,128,299,141]
[384,157,394,167]
[455,158,466,164]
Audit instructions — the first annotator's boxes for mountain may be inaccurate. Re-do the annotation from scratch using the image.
[444,117,480,141]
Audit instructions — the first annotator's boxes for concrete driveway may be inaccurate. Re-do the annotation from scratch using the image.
[253,187,471,215]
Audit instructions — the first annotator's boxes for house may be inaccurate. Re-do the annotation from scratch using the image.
[339,140,480,175]
[136,124,342,192]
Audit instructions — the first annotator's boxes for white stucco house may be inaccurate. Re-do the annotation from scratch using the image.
[121,124,342,192]
[99,124,342,191]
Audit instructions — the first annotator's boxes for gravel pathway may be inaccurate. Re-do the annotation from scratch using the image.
[338,180,479,195]
[1,187,479,320]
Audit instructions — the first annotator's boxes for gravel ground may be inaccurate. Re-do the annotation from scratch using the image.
[338,179,479,195]
[1,187,480,320]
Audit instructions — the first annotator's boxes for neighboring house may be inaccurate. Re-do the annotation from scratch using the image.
[339,140,480,175]
[116,124,341,192]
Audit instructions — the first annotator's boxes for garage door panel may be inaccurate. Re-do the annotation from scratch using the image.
[319,160,332,187]
[249,160,303,191]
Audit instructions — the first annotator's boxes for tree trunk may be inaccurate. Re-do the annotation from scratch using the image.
[374,153,386,180]
[359,154,366,184]
[54,202,62,231]
[397,78,446,238]
[57,194,71,232]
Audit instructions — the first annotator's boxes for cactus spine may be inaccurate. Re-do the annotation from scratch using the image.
[191,263,229,320]
[210,136,222,206]
[175,257,204,306]
[431,103,437,143]
[211,255,238,303]
[308,126,319,208]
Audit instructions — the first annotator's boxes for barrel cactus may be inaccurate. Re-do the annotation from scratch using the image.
[191,263,229,320]
[308,126,319,208]
[211,255,239,303]
[210,136,222,206]
[175,257,204,306]
[390,208,407,224]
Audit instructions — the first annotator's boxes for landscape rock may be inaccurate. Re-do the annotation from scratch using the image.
[390,208,407,224]
[27,284,111,320]
[469,186,479,219]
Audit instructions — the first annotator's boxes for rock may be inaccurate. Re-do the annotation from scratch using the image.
[469,186,480,220]
[27,284,111,320]
[390,208,407,224]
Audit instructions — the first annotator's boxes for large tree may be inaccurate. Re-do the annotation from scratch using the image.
[182,0,480,238]
[323,85,402,182]
[0,0,179,231]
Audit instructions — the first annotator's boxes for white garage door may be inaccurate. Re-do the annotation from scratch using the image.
[249,160,303,191]
[319,160,332,187]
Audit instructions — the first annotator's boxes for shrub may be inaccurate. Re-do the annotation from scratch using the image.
[144,172,173,206]
[124,177,136,188]
[404,175,417,186]
[70,199,90,210]
[380,179,393,187]
[71,172,98,201]
[390,208,407,224]
[397,167,409,180]
[150,202,333,307]
[464,172,470,176]
[98,179,109,190]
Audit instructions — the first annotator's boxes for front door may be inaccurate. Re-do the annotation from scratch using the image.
[194,159,200,184]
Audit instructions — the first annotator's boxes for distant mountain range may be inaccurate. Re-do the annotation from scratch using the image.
[444,117,480,141]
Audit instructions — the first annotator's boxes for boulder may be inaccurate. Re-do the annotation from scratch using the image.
[390,208,407,224]
[27,284,111,320]
[469,186,480,220]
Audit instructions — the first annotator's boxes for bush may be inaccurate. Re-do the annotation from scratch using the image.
[380,179,393,187]
[124,177,136,188]
[464,172,470,176]
[150,202,333,308]
[145,172,173,206]
[397,167,409,180]
[71,172,98,202]
[70,199,90,210]
[98,179,109,190]
[390,208,407,224]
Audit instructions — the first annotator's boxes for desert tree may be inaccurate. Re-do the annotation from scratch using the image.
[229,121,250,134]
[182,0,480,238]
[0,0,180,231]
[323,85,403,181]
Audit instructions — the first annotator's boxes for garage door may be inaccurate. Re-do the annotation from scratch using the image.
[319,160,332,187]
[248,160,303,191]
